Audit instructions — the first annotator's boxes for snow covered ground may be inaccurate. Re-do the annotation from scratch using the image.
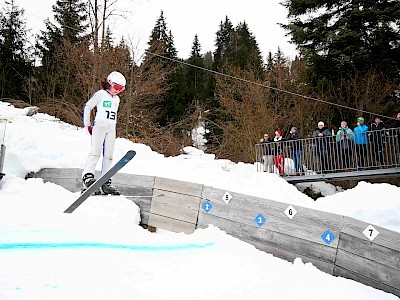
[0,101,399,299]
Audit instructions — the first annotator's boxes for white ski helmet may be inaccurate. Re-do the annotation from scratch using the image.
[107,71,126,87]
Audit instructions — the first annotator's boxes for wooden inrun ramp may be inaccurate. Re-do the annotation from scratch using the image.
[34,168,400,298]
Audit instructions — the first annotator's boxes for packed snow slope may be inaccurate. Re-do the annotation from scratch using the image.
[1,101,399,232]
[0,101,399,299]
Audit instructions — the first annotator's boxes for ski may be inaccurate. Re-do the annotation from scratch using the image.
[64,150,136,213]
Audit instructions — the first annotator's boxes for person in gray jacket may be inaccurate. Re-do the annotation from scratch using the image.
[312,121,332,173]
[336,121,355,170]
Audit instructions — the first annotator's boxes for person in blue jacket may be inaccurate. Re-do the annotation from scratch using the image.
[353,117,369,170]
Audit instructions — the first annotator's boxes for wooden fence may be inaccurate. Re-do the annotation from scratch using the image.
[34,168,400,297]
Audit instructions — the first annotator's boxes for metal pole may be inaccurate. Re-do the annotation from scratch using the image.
[0,119,6,180]
[0,144,5,176]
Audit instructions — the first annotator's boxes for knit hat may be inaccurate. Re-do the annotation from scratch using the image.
[318,121,324,127]
[275,130,282,136]
[357,117,364,123]
[291,127,297,132]
[375,117,381,121]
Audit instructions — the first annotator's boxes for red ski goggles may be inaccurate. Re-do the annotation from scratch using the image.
[111,82,125,92]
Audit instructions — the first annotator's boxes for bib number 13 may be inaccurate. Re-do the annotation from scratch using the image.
[106,110,116,120]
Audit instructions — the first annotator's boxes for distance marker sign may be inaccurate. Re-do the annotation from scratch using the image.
[284,205,297,219]
[254,213,266,227]
[321,230,336,245]
[363,225,379,241]
[222,192,232,204]
[202,201,213,213]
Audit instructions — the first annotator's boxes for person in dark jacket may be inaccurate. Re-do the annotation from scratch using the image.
[369,117,387,166]
[395,112,400,132]
[312,121,332,173]
[286,127,304,175]
[395,112,400,151]
[259,134,274,173]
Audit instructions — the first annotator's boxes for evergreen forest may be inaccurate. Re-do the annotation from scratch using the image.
[1,0,399,163]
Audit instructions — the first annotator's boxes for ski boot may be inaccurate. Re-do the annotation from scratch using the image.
[81,173,101,195]
[100,179,121,195]
[82,173,96,188]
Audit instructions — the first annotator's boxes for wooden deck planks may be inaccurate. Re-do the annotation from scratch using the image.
[198,213,337,265]
[154,177,203,197]
[334,249,400,294]
[340,216,400,252]
[335,216,400,295]
[33,168,400,297]
[198,199,341,247]
[148,177,203,233]
[244,237,335,274]
[148,213,196,234]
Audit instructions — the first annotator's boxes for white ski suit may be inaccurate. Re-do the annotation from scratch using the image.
[82,89,120,177]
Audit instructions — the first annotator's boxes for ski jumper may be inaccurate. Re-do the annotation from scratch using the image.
[82,89,120,177]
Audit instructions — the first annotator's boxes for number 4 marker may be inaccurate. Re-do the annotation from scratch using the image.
[363,225,379,241]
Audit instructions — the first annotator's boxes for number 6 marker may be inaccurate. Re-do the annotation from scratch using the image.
[284,205,297,219]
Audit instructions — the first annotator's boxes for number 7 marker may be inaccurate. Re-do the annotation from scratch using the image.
[362,225,379,241]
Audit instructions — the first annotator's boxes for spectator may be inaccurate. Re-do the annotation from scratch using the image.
[369,117,387,166]
[395,112,400,131]
[286,127,304,175]
[259,134,274,173]
[395,112,400,148]
[312,121,332,173]
[273,130,285,176]
[336,121,355,170]
[353,117,369,170]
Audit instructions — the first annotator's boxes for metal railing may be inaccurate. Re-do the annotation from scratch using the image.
[255,128,400,176]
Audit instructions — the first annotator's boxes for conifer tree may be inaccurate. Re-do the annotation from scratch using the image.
[37,0,87,62]
[0,0,33,101]
[266,51,273,71]
[213,18,264,75]
[145,10,169,64]
[213,16,234,71]
[143,11,190,125]
[282,0,400,83]
[52,0,87,43]
[186,34,207,105]
[225,21,264,76]
[36,0,88,100]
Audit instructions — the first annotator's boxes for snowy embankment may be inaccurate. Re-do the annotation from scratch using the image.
[0,101,399,299]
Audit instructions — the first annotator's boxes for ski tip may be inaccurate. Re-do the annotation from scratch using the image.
[63,207,75,214]
[127,150,136,156]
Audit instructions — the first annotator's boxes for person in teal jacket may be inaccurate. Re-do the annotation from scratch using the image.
[353,117,369,170]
